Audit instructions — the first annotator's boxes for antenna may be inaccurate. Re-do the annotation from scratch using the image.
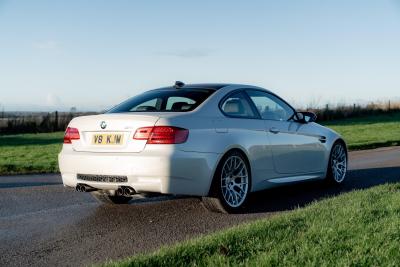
[174,81,185,88]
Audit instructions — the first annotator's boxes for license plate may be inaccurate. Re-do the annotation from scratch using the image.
[92,133,124,145]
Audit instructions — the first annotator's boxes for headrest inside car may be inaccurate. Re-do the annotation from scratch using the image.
[171,102,191,111]
[224,99,244,114]
[136,106,157,111]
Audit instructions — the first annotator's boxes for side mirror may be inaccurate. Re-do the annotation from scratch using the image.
[294,111,317,123]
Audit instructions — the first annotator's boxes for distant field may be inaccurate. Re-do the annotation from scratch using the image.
[0,113,399,175]
[106,183,400,266]
[0,132,63,174]
[325,112,400,150]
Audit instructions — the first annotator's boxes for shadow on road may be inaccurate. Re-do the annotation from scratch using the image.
[245,166,400,214]
[83,166,400,215]
[85,166,400,216]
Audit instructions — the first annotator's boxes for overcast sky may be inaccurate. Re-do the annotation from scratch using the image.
[1,0,400,111]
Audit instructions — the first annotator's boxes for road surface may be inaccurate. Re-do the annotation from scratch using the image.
[1,146,400,266]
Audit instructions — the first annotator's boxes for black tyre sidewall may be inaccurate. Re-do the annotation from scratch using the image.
[211,150,251,213]
[327,141,347,184]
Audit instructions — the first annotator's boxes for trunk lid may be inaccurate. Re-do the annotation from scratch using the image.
[68,113,159,153]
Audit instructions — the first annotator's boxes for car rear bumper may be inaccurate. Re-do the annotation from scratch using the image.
[58,145,220,196]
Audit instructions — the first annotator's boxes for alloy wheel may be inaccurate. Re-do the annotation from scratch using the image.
[331,143,347,183]
[220,155,249,207]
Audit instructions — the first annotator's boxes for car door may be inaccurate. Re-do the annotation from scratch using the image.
[218,90,274,187]
[245,89,325,175]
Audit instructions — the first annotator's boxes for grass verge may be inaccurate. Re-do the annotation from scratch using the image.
[0,132,63,174]
[325,112,400,150]
[0,112,399,175]
[105,183,400,266]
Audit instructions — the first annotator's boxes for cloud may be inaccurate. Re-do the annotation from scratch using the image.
[158,48,213,58]
[33,40,59,50]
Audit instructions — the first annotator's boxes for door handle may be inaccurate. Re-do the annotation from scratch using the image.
[269,127,280,134]
[319,136,327,143]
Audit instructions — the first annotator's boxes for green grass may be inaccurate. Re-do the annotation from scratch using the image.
[324,112,400,150]
[105,183,400,267]
[0,132,63,175]
[0,112,399,175]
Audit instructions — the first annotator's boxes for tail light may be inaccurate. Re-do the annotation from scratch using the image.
[64,127,80,144]
[133,126,189,144]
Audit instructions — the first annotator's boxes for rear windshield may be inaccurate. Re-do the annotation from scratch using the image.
[107,88,215,113]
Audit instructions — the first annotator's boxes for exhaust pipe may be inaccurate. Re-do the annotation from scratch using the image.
[75,184,134,196]
[76,184,97,193]
[76,184,82,192]
[114,186,136,197]
[116,187,124,196]
[123,187,136,196]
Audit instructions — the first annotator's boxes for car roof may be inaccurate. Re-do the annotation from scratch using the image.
[177,83,230,90]
[151,83,271,92]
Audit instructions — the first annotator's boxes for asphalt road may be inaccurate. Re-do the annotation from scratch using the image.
[1,147,400,267]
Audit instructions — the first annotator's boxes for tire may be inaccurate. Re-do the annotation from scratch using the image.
[326,141,348,184]
[91,191,132,204]
[202,150,251,213]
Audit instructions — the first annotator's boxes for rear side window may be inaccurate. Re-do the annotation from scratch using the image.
[166,97,196,110]
[107,88,214,113]
[220,92,256,118]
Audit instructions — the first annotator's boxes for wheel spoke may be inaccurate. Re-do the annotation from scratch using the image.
[220,155,249,208]
[235,185,246,195]
[331,144,347,182]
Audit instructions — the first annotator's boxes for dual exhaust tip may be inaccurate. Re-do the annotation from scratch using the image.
[76,184,97,192]
[76,184,136,197]
[116,186,136,197]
